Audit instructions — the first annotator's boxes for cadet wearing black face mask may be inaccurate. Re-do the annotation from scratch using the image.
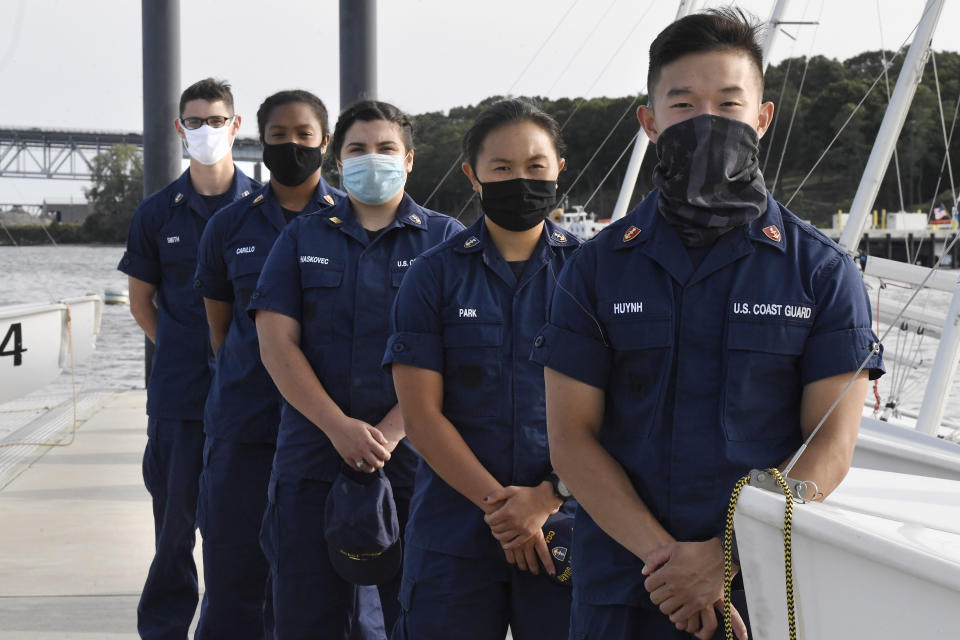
[193,89,358,640]
[384,99,580,640]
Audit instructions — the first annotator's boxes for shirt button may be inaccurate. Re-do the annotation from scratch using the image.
[534,335,545,348]
[392,342,406,353]
[194,279,202,289]
[122,257,131,266]
[251,291,260,299]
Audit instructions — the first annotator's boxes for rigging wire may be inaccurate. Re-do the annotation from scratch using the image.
[876,0,907,213]
[544,0,621,96]
[770,0,824,198]
[422,0,582,208]
[581,130,640,210]
[783,4,934,208]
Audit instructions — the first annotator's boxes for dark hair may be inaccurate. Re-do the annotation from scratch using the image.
[331,100,414,160]
[256,90,330,139]
[179,78,234,117]
[647,7,765,99]
[462,99,565,170]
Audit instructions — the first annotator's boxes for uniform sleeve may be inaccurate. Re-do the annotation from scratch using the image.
[118,200,160,284]
[801,252,885,384]
[194,212,233,302]
[382,256,444,373]
[530,246,612,390]
[247,225,302,321]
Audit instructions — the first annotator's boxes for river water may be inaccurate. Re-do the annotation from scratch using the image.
[2,245,960,431]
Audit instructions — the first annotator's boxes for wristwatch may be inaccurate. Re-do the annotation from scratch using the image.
[548,472,573,502]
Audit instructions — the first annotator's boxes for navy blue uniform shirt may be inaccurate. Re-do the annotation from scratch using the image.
[119,167,258,421]
[382,218,580,559]
[531,190,884,606]
[195,179,345,443]
[247,193,464,487]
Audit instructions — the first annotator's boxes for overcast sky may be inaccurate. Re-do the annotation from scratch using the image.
[2,0,958,205]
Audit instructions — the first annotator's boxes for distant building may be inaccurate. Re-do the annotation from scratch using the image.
[42,197,90,223]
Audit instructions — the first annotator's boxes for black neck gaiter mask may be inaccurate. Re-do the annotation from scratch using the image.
[652,114,768,247]
[479,178,558,232]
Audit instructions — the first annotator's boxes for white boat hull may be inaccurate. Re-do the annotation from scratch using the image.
[0,295,102,404]
[735,472,960,640]
[855,416,960,480]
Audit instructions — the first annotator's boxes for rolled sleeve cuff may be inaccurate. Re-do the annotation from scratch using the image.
[529,323,611,390]
[118,250,160,285]
[802,327,885,385]
[193,267,233,302]
[382,331,443,373]
[246,289,299,323]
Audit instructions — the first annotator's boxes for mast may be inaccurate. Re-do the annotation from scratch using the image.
[610,0,699,221]
[339,0,377,109]
[838,0,946,251]
[762,0,789,73]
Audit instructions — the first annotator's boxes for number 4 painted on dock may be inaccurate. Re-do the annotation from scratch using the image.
[0,323,27,366]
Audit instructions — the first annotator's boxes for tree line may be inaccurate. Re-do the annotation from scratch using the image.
[5,48,957,245]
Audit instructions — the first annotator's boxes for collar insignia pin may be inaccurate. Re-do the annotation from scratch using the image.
[174,193,184,204]
[241,190,250,197]
[323,195,335,205]
[763,225,782,243]
[622,226,641,243]
[329,216,342,225]
[464,236,479,248]
[408,213,422,225]
[252,194,264,205]
[553,231,567,243]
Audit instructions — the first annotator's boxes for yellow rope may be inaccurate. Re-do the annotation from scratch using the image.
[723,468,797,640]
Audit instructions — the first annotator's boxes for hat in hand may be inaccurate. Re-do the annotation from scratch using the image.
[542,511,574,587]
[324,464,402,586]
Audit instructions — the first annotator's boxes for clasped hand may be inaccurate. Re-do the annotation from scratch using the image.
[482,484,560,576]
[642,539,749,640]
[328,416,391,472]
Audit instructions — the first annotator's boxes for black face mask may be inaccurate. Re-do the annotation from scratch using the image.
[479,178,558,232]
[652,114,768,247]
[263,142,324,187]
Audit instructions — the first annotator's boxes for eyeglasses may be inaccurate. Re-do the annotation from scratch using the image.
[180,115,234,130]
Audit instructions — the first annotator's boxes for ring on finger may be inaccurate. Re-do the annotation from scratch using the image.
[356,460,366,469]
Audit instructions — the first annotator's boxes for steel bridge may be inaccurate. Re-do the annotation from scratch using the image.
[0,127,262,180]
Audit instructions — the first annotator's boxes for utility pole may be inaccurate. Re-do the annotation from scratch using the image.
[140,0,181,385]
[339,0,377,109]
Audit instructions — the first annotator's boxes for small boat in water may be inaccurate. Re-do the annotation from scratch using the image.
[103,289,129,305]
[0,294,102,404]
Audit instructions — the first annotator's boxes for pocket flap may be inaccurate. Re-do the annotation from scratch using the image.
[727,321,807,355]
[227,255,266,279]
[606,319,673,351]
[442,323,503,347]
[301,266,344,289]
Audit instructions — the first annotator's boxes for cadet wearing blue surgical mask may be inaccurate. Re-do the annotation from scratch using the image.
[118,77,258,640]
[193,90,345,640]
[248,100,464,640]
[384,99,578,640]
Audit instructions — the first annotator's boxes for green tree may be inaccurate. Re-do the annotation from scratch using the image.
[83,144,143,243]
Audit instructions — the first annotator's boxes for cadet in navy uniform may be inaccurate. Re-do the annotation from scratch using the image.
[535,10,884,640]
[193,90,344,640]
[248,100,463,640]
[118,78,257,640]
[384,99,578,640]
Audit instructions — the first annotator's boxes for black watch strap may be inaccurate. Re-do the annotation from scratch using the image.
[548,472,573,501]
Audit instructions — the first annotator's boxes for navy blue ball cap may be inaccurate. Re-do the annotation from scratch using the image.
[543,511,573,587]
[324,464,402,586]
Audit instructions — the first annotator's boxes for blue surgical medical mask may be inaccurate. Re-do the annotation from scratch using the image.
[340,153,408,205]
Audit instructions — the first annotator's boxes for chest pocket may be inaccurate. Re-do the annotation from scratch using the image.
[227,255,266,308]
[442,322,503,419]
[158,238,198,286]
[722,320,808,442]
[301,265,344,345]
[605,318,672,442]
